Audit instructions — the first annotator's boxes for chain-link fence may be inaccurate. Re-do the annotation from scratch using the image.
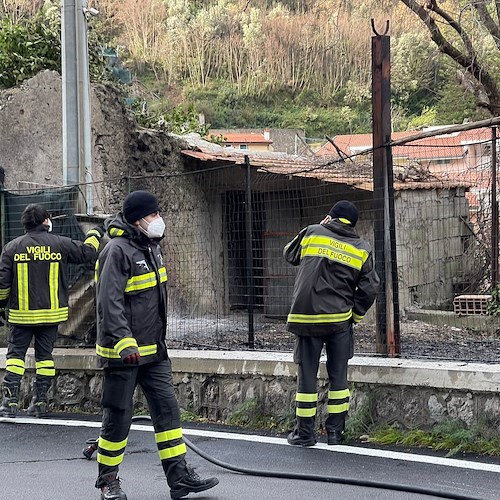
[1,122,500,362]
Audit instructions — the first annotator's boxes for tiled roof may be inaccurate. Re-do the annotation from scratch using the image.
[181,147,470,191]
[317,127,496,161]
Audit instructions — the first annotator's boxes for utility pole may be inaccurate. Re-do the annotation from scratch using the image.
[61,0,93,213]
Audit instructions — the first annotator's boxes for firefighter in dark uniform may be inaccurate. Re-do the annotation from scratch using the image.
[94,190,218,500]
[285,200,380,446]
[0,203,104,417]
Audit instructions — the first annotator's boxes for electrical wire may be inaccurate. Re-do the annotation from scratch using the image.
[130,416,485,500]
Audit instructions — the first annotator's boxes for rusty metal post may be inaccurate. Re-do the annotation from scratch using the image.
[371,20,400,356]
[492,127,498,288]
[244,155,255,348]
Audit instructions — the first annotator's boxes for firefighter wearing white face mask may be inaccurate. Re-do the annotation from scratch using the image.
[94,190,218,500]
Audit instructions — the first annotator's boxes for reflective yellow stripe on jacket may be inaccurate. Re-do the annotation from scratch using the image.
[17,263,29,310]
[115,337,138,355]
[300,235,369,270]
[8,308,69,324]
[287,310,352,324]
[352,312,364,323]
[49,262,60,310]
[109,228,125,237]
[8,261,67,324]
[96,343,158,359]
[124,267,168,293]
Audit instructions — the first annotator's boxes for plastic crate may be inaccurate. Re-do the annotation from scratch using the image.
[453,294,492,316]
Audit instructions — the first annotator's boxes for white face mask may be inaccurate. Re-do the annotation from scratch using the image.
[140,216,165,239]
[46,219,53,232]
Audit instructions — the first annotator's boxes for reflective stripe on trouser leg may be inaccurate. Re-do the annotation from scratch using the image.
[97,406,133,484]
[138,360,188,486]
[35,360,55,377]
[97,436,128,468]
[295,392,318,418]
[295,392,318,437]
[5,324,34,383]
[5,358,25,378]
[324,327,351,432]
[156,428,187,478]
[294,335,323,438]
[96,367,137,487]
[326,388,350,431]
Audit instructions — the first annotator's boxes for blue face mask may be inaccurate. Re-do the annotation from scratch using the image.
[45,219,53,232]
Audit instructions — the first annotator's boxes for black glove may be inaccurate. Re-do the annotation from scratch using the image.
[84,226,105,251]
[0,308,6,326]
[86,226,105,239]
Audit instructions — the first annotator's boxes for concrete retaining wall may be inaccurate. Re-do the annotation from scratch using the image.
[1,348,499,431]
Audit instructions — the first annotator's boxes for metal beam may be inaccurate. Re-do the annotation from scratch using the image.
[371,22,400,356]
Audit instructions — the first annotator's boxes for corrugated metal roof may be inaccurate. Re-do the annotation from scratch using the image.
[180,148,470,191]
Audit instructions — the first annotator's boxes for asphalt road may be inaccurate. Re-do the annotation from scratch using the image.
[0,414,499,500]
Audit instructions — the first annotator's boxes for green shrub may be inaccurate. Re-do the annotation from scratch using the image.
[0,5,108,89]
[0,12,60,88]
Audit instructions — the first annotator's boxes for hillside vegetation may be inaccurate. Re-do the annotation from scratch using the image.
[0,0,489,136]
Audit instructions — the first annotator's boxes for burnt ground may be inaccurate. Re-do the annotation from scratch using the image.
[167,316,500,364]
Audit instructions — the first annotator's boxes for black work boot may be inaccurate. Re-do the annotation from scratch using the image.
[287,428,316,447]
[100,474,127,500]
[0,383,19,418]
[27,380,50,417]
[327,430,344,445]
[170,466,219,500]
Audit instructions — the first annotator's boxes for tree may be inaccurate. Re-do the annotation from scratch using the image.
[399,0,500,114]
[391,31,443,115]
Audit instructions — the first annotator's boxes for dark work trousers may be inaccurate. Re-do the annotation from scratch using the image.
[96,358,188,488]
[293,325,353,436]
[4,324,58,386]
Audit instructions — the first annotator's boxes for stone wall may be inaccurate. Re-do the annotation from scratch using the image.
[395,187,469,311]
[2,349,499,432]
[0,71,222,315]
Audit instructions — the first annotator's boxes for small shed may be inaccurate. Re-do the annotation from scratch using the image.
[178,143,471,317]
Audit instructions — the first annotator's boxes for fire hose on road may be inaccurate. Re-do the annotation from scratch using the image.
[81,415,485,500]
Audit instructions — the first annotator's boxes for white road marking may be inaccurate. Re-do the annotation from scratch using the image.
[2,416,500,474]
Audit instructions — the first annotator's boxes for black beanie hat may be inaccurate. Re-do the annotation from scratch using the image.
[123,190,159,224]
[328,200,359,227]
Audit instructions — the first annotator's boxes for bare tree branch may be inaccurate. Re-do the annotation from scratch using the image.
[400,0,500,112]
[472,0,500,50]
[427,0,476,56]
